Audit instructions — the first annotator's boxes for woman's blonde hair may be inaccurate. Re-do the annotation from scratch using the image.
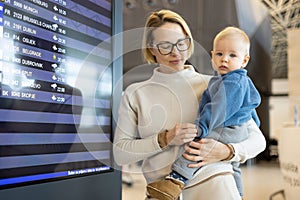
[142,9,194,63]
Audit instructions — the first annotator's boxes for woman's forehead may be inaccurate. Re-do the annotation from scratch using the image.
[152,23,185,42]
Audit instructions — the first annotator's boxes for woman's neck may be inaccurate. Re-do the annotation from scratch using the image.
[157,65,185,73]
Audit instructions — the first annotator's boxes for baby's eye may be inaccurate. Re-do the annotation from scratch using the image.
[230,53,237,57]
[216,52,222,56]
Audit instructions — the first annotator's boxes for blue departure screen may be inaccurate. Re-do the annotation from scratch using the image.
[0,0,113,189]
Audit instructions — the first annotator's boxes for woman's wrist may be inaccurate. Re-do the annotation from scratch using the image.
[222,144,235,161]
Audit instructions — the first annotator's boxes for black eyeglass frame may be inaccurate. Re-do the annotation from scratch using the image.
[154,37,191,55]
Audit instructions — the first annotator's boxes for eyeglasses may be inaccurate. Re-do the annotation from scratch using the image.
[154,37,191,55]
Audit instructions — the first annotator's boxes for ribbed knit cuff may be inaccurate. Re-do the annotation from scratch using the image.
[158,129,168,149]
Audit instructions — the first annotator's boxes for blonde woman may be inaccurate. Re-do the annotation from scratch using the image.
[113,10,265,200]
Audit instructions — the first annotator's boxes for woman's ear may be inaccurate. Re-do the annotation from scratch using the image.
[149,47,156,56]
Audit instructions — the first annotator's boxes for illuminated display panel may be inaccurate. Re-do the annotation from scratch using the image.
[0,0,113,189]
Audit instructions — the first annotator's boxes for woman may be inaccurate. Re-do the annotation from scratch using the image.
[113,9,266,200]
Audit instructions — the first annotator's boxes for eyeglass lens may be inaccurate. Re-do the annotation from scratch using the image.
[156,38,190,55]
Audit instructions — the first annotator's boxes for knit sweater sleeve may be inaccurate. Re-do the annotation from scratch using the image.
[113,87,162,166]
[229,118,266,163]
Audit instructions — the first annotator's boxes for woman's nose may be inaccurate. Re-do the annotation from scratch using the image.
[170,45,180,55]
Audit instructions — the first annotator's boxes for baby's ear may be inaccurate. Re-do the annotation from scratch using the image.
[242,55,250,68]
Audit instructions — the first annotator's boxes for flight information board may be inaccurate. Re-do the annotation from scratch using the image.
[0,0,114,189]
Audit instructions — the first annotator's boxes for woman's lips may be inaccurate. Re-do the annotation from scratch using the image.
[170,59,180,64]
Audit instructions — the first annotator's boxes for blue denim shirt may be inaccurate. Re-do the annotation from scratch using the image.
[195,69,261,137]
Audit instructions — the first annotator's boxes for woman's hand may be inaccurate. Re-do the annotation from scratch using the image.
[182,138,231,168]
[166,123,197,146]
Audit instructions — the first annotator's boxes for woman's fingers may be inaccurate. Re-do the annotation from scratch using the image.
[180,123,197,129]
[183,138,229,166]
[187,161,207,168]
[182,152,207,168]
[167,123,197,145]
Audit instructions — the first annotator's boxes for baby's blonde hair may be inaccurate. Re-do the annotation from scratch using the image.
[213,26,250,55]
